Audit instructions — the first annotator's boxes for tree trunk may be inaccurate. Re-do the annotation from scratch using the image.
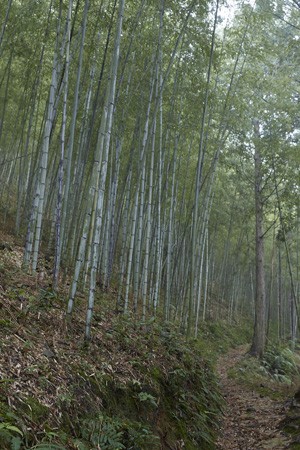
[250,119,266,358]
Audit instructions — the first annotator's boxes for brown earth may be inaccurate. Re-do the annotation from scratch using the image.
[216,346,292,450]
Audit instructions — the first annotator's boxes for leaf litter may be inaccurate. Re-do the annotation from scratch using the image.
[0,230,222,449]
[216,346,292,449]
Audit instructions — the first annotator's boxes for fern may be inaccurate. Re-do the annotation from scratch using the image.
[81,415,125,450]
[0,423,23,436]
[29,444,67,450]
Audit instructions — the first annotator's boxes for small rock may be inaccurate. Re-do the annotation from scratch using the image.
[43,344,55,359]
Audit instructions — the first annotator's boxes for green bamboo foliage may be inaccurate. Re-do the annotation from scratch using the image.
[0,0,12,56]
[0,0,298,343]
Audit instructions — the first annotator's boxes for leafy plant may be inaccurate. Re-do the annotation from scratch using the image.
[72,438,89,450]
[123,422,159,449]
[80,415,125,450]
[11,436,22,450]
[0,423,23,436]
[0,422,23,450]
[136,392,157,408]
[29,445,66,450]
[262,347,299,380]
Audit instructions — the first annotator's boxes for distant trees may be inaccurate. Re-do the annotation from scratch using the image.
[222,0,300,355]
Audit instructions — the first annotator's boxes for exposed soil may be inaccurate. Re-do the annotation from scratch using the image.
[216,346,292,450]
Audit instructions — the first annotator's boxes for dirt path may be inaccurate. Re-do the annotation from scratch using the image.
[216,346,291,450]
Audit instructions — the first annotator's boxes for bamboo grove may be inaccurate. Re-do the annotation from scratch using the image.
[0,0,299,348]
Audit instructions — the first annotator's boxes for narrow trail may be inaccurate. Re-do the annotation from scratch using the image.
[216,346,291,450]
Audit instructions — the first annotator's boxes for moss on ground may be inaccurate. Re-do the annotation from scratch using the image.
[196,318,252,361]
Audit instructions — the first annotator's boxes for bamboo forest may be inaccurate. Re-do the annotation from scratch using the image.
[0,0,300,448]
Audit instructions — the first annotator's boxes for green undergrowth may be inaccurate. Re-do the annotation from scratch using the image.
[228,344,300,400]
[0,234,259,449]
[0,313,224,450]
[223,339,300,447]
[267,345,300,448]
[196,318,252,360]
[0,237,228,450]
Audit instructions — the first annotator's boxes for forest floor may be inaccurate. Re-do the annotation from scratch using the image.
[0,229,224,449]
[1,226,300,449]
[216,345,293,450]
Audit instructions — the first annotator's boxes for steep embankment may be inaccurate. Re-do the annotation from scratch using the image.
[216,346,293,449]
[0,233,223,450]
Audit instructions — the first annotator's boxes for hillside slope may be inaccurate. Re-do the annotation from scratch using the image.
[0,232,224,450]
